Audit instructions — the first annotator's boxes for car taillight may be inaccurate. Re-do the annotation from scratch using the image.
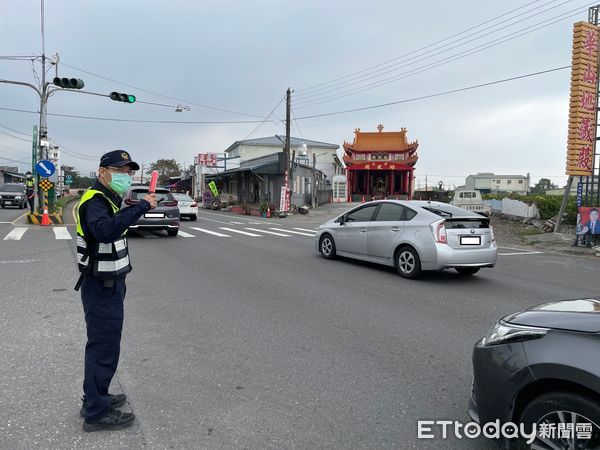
[430,220,447,244]
[489,225,495,242]
[190,203,197,207]
[163,201,178,207]
[124,199,137,206]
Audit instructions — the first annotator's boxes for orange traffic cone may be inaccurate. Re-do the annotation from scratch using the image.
[41,207,51,226]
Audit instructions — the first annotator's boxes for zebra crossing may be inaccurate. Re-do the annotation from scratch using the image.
[0,225,318,241]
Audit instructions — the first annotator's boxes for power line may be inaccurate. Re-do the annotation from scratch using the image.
[295,5,588,108]
[0,128,31,142]
[241,95,286,140]
[0,122,31,137]
[0,106,268,124]
[60,62,270,120]
[294,65,570,120]
[297,0,566,96]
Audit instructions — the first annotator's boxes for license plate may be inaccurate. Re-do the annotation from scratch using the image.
[144,212,165,218]
[460,236,481,245]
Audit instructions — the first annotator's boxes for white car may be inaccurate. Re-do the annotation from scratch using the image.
[172,193,197,221]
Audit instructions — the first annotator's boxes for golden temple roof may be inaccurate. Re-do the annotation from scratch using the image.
[343,125,418,152]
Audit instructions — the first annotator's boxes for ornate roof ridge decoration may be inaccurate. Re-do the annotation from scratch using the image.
[343,124,419,153]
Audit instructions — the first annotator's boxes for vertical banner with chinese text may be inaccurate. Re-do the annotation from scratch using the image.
[567,21,600,176]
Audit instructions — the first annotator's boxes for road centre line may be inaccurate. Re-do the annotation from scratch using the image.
[269,228,315,236]
[497,246,537,252]
[498,251,544,256]
[3,227,28,240]
[189,227,230,237]
[52,227,72,240]
[244,228,291,236]
[219,227,261,237]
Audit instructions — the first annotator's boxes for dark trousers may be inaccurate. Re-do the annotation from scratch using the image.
[27,194,34,214]
[81,277,126,421]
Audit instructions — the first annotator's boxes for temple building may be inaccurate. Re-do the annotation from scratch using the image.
[343,125,418,201]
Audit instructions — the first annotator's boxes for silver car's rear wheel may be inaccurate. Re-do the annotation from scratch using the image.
[319,234,336,260]
[396,246,421,279]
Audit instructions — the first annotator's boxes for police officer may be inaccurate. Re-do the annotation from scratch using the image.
[75,150,157,432]
[25,171,35,214]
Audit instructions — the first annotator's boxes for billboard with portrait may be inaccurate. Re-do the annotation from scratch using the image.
[577,206,600,235]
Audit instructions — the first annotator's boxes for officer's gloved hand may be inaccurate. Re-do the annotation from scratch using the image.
[143,193,158,210]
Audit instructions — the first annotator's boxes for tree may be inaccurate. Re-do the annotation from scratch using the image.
[147,159,181,185]
[531,178,558,194]
[61,165,95,189]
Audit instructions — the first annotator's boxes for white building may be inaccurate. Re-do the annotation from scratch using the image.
[465,172,530,194]
[224,135,340,188]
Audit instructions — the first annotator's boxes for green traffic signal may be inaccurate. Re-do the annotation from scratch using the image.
[110,92,136,103]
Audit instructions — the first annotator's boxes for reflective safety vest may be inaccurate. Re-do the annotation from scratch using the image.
[25,178,34,189]
[75,189,132,279]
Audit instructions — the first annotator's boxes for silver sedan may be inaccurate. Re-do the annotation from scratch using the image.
[315,200,497,279]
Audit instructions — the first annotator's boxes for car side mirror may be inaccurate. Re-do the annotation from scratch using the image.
[336,215,346,225]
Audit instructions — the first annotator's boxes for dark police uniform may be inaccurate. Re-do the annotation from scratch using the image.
[75,151,150,426]
[25,176,35,214]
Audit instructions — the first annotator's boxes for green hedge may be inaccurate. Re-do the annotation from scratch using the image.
[482,193,577,224]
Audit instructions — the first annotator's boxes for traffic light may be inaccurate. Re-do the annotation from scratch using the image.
[109,92,136,103]
[53,77,84,89]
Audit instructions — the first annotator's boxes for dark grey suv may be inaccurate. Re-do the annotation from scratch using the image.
[0,183,27,209]
[122,186,180,236]
[470,298,600,449]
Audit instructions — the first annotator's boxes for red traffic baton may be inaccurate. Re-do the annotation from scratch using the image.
[149,170,158,193]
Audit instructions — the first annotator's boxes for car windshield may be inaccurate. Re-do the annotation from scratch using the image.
[173,194,193,202]
[130,190,172,202]
[2,185,23,192]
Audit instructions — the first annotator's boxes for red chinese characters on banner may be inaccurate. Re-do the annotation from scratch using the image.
[567,22,600,176]
[580,91,596,112]
[583,62,597,84]
[577,146,592,170]
[584,29,598,57]
[579,117,595,142]
[198,153,217,166]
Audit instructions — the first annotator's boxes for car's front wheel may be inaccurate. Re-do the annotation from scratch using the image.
[319,234,336,260]
[456,267,480,276]
[395,246,421,279]
[517,391,600,449]
[167,228,179,237]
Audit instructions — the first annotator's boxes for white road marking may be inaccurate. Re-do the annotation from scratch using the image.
[189,227,230,237]
[292,228,317,233]
[219,227,261,237]
[245,228,291,237]
[3,227,28,240]
[53,227,72,240]
[498,246,537,251]
[199,210,277,225]
[177,230,196,238]
[0,259,41,264]
[498,251,544,256]
[269,228,315,236]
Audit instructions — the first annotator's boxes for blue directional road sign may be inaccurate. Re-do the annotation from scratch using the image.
[35,159,56,177]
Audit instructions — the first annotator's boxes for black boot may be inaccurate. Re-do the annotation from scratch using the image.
[83,408,135,432]
[80,393,127,417]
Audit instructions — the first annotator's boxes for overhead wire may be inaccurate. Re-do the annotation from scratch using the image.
[241,95,286,140]
[60,62,270,120]
[296,0,570,98]
[295,4,590,108]
[293,65,570,120]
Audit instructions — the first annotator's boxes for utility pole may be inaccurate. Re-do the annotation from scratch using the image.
[285,87,292,210]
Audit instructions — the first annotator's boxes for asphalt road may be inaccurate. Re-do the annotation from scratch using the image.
[1,205,597,449]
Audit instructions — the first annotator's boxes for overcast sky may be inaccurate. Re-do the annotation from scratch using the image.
[0,0,594,188]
